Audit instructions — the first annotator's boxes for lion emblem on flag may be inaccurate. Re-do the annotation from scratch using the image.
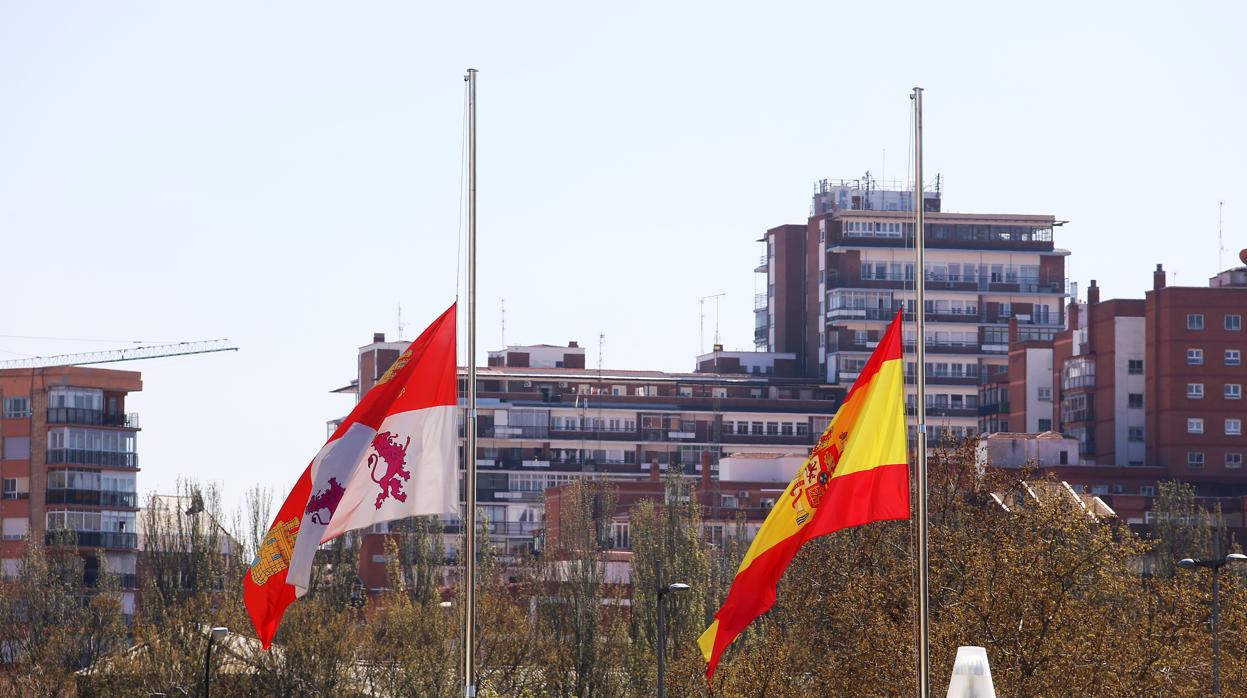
[304,477,346,525]
[369,431,411,509]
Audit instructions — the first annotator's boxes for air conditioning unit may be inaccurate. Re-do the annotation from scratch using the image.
[737,490,748,499]
[558,382,568,389]
[522,380,532,388]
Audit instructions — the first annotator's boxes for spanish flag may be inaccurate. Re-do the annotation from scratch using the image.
[698,309,910,680]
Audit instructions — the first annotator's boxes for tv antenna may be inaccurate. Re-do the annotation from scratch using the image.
[1219,201,1225,271]
[699,293,726,353]
[397,304,409,339]
[500,298,506,348]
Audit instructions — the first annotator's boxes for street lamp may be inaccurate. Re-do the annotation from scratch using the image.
[203,626,228,698]
[1177,552,1247,695]
[655,560,690,698]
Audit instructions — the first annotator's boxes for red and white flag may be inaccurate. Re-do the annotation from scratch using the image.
[244,303,458,647]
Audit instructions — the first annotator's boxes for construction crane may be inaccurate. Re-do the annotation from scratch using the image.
[0,339,238,369]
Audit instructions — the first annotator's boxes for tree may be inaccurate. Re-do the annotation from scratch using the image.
[0,531,126,698]
[626,471,711,697]
[529,477,626,697]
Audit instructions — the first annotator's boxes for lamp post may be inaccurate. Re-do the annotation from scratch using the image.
[1177,552,1247,695]
[655,559,690,698]
[202,626,228,698]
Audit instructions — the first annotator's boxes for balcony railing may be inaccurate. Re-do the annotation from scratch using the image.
[2,491,30,500]
[45,488,138,508]
[46,449,138,468]
[45,530,138,549]
[442,520,542,537]
[46,408,139,428]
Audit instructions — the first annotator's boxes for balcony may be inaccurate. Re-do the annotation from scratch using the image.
[2,491,30,500]
[978,402,1010,416]
[46,449,138,468]
[45,530,138,549]
[754,324,769,344]
[442,520,542,537]
[45,488,138,508]
[46,408,139,428]
[481,425,549,439]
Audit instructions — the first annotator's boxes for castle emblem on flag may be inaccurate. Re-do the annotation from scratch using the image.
[791,430,849,517]
[305,477,346,525]
[369,431,412,509]
[250,517,300,586]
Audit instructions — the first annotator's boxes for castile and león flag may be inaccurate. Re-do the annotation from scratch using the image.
[699,308,911,681]
[244,303,460,648]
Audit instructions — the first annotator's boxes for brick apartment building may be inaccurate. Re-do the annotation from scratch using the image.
[980,254,1247,526]
[0,367,142,616]
[756,176,1068,443]
[332,334,844,590]
[544,451,805,556]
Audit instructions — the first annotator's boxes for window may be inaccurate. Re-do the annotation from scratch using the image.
[1228,419,1243,436]
[751,422,763,436]
[1188,452,1205,468]
[1229,453,1245,469]
[2,437,29,460]
[1128,393,1144,409]
[1037,387,1053,402]
[1038,418,1052,432]
[2,397,30,418]
[1140,485,1155,496]
[1188,314,1205,330]
[781,422,794,436]
[1128,359,1143,375]
[1187,383,1204,399]
[1227,384,1242,400]
[1188,349,1204,365]
[1228,350,1242,366]
[2,518,29,541]
[1226,314,1242,331]
[766,422,779,436]
[1188,418,1204,434]
[1128,427,1144,442]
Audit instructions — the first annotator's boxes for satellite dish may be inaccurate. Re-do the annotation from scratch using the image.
[1239,248,1247,265]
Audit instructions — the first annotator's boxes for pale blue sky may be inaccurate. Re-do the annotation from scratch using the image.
[2,1,1243,516]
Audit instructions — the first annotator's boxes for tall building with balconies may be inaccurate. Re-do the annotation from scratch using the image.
[0,367,142,616]
[757,177,1069,442]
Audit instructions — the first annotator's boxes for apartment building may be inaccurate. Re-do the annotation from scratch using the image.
[1145,262,1247,483]
[333,334,842,583]
[757,177,1069,442]
[0,367,142,615]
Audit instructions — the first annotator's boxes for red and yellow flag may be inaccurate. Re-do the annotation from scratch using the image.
[698,309,910,680]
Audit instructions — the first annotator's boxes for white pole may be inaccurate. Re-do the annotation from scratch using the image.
[463,67,479,698]
[911,85,931,698]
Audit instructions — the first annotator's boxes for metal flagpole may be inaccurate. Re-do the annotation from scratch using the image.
[463,67,479,698]
[911,86,930,698]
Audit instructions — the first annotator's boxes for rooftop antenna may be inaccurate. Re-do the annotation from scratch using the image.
[597,332,605,372]
[396,304,408,340]
[1219,201,1225,271]
[699,293,726,353]
[500,298,506,348]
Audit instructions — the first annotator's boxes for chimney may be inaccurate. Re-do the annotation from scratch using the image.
[568,341,579,348]
[1087,280,1100,305]
[1068,301,1080,331]
[649,459,660,482]
[1153,264,1166,290]
[373,332,386,343]
[1008,316,1019,345]
[700,450,713,490]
